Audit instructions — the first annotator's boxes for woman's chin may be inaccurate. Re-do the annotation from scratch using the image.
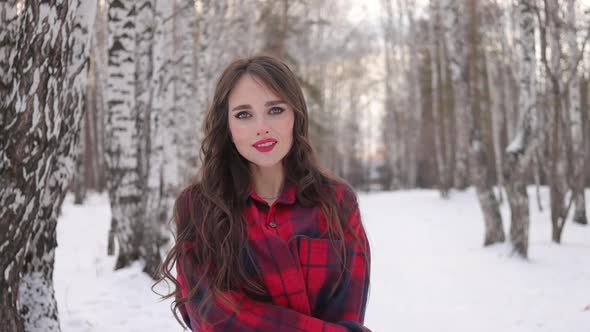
[249,159,284,171]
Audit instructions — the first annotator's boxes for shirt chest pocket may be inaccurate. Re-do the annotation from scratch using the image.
[296,237,345,316]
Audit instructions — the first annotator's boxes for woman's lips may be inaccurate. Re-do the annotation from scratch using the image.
[253,138,278,152]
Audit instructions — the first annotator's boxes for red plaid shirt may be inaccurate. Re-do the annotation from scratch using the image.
[176,180,371,331]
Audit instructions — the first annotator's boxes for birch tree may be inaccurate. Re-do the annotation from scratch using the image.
[174,0,199,186]
[0,1,97,331]
[147,0,177,271]
[72,107,87,204]
[194,0,232,167]
[443,0,470,190]
[404,0,422,188]
[483,1,508,204]
[106,0,148,269]
[382,0,404,189]
[107,0,198,275]
[466,0,505,245]
[504,0,538,258]
[537,0,574,243]
[566,0,587,225]
[428,0,454,197]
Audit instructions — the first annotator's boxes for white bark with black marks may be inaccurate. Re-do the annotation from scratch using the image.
[0,1,97,331]
[505,0,538,258]
[174,0,198,186]
[566,0,587,225]
[105,0,142,269]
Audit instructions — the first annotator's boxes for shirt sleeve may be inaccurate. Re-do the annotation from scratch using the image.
[175,247,372,332]
[314,197,371,332]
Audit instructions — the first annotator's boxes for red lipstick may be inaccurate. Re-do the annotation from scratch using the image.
[252,138,278,152]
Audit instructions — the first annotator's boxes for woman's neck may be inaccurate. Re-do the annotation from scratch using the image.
[250,163,285,203]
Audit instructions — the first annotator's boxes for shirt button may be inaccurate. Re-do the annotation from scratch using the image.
[269,221,277,228]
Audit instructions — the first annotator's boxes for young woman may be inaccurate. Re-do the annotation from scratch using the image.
[157,55,371,331]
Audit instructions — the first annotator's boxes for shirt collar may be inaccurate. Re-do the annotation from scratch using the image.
[247,179,297,206]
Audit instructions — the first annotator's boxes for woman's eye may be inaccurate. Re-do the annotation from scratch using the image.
[235,111,251,119]
[269,106,285,115]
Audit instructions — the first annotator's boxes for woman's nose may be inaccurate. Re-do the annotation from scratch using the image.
[256,118,270,136]
[257,129,270,136]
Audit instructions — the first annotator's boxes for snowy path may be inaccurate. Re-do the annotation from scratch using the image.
[55,188,590,331]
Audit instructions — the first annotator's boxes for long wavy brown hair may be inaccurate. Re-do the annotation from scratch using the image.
[154,55,365,328]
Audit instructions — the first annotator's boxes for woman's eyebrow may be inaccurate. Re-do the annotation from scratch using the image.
[231,100,286,112]
[265,100,286,107]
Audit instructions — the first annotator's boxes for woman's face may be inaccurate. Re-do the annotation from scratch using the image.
[228,74,295,171]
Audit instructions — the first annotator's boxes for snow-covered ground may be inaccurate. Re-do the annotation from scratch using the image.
[55,187,590,332]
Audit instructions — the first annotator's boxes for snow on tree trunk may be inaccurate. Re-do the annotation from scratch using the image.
[504,0,538,258]
[566,0,587,225]
[443,0,470,190]
[0,1,96,331]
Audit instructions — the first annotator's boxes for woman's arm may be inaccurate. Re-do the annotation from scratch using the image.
[175,250,372,332]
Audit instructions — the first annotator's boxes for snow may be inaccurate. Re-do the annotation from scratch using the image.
[506,131,524,154]
[55,187,590,332]
[20,272,60,332]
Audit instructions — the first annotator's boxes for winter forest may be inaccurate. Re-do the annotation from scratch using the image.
[1,0,589,331]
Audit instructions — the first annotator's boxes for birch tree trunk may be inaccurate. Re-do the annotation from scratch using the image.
[502,3,520,142]
[381,0,403,190]
[344,62,364,187]
[405,0,422,188]
[136,0,165,277]
[504,0,538,258]
[142,0,176,276]
[566,0,587,225]
[487,44,506,203]
[466,0,505,246]
[484,5,508,204]
[429,0,451,197]
[540,0,570,243]
[106,0,143,269]
[85,37,102,191]
[72,98,87,205]
[443,0,470,190]
[175,0,198,186]
[95,2,109,192]
[0,1,96,331]
[194,0,230,166]
[441,26,455,195]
